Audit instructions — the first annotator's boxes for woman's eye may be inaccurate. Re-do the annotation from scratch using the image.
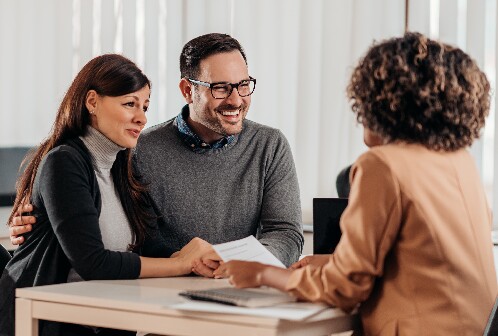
[124,102,135,107]
[143,106,149,113]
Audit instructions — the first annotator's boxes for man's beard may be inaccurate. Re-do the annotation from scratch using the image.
[194,102,248,136]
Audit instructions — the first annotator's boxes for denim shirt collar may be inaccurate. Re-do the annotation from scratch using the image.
[174,105,235,152]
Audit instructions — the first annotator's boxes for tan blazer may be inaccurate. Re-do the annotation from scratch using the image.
[286,143,497,335]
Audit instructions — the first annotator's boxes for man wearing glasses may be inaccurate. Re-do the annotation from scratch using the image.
[10,33,303,277]
[136,33,303,276]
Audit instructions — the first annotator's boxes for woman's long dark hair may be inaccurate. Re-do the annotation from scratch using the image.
[9,54,152,250]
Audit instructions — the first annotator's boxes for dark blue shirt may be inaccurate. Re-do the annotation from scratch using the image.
[174,105,235,152]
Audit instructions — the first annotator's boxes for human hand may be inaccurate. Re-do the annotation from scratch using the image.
[213,260,269,288]
[191,249,222,278]
[9,204,37,245]
[289,254,330,270]
[173,237,220,276]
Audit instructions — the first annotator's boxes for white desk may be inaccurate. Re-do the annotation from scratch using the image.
[15,277,357,336]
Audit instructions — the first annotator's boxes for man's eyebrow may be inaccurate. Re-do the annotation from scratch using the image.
[211,77,251,84]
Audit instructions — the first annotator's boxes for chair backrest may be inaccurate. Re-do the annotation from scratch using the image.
[0,147,33,206]
[313,198,348,254]
[483,295,498,336]
[336,165,352,198]
[0,243,11,273]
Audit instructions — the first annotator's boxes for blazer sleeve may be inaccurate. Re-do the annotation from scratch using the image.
[37,146,141,280]
[285,151,402,311]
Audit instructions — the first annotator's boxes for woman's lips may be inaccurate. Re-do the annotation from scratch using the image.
[127,129,141,138]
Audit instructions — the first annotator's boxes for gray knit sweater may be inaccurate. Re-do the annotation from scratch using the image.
[135,107,303,266]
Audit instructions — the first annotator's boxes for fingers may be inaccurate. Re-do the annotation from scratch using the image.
[16,204,33,215]
[10,235,24,246]
[11,215,36,227]
[9,220,34,246]
[9,224,32,236]
[192,259,216,278]
[213,263,227,279]
[289,257,310,270]
[202,250,221,261]
[9,206,36,246]
[203,259,220,270]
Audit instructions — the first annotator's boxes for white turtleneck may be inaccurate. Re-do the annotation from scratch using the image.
[80,126,133,251]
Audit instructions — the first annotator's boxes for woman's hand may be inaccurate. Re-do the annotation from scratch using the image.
[214,260,268,288]
[289,254,330,270]
[214,261,292,291]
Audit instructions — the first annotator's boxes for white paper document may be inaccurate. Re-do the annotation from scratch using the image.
[170,300,330,321]
[212,235,285,268]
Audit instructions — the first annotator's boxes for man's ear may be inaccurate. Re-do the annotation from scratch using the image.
[179,79,193,104]
[85,90,98,113]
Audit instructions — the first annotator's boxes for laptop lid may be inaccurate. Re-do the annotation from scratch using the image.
[313,198,348,254]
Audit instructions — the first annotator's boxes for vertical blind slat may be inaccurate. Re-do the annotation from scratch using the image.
[439,0,458,44]
[0,1,18,145]
[466,0,486,175]
[144,0,160,120]
[408,0,431,35]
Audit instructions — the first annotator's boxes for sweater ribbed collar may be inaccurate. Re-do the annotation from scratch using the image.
[79,126,125,171]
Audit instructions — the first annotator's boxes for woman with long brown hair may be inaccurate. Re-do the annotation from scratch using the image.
[0,54,213,336]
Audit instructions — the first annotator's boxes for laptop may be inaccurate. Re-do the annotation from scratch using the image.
[313,198,348,254]
[179,287,297,308]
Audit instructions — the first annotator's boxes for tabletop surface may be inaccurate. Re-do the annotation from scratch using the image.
[16,277,350,324]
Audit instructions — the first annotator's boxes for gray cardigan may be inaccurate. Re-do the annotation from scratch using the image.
[0,137,171,336]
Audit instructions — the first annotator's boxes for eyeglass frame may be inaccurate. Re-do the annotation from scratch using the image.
[187,77,256,99]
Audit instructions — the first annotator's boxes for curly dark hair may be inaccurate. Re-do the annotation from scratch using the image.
[347,32,490,151]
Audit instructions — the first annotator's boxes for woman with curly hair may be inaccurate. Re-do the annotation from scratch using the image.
[214,32,497,335]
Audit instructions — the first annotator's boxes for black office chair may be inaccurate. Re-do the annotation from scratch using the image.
[0,244,11,273]
[0,147,33,206]
[483,295,498,336]
[0,147,32,271]
[336,164,352,198]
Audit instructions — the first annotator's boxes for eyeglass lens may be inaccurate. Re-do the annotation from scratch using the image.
[211,80,255,98]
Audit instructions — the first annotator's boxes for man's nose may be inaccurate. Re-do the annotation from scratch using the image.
[225,86,243,105]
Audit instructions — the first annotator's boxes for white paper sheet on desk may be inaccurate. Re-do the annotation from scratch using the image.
[169,300,329,321]
[213,236,285,268]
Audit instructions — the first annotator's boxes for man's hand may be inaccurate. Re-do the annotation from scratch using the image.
[9,204,36,245]
[289,254,330,270]
[191,250,221,278]
[172,238,221,276]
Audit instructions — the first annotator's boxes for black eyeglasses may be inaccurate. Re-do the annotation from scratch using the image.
[188,77,256,99]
